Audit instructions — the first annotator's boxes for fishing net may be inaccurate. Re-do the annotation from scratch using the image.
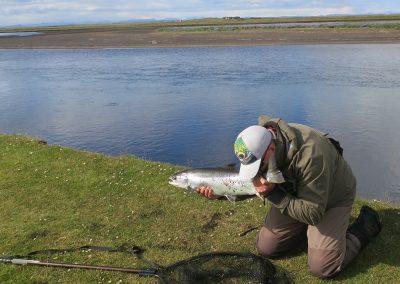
[158,252,276,284]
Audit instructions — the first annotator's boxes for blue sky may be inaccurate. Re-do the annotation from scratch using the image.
[1,1,400,27]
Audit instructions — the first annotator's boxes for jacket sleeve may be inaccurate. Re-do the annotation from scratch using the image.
[266,145,332,225]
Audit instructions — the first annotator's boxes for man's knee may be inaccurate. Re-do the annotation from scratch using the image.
[255,227,281,257]
[308,249,343,279]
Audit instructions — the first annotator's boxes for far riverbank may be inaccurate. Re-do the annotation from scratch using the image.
[1,27,400,49]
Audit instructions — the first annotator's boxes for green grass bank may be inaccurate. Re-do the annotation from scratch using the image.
[0,134,399,283]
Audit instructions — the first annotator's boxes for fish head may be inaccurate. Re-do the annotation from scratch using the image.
[169,171,189,189]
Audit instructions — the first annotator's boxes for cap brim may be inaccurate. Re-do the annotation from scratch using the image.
[238,158,262,180]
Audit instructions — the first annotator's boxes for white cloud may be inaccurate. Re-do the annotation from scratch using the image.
[247,0,264,7]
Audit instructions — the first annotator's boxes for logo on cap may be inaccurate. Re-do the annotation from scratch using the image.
[234,137,257,165]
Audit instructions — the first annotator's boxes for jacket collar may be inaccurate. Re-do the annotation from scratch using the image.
[258,115,299,168]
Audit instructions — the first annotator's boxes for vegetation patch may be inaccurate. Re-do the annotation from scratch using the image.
[158,23,400,33]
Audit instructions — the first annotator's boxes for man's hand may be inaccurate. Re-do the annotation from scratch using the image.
[252,176,276,196]
[196,186,220,199]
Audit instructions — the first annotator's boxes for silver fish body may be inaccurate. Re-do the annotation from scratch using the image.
[169,168,258,201]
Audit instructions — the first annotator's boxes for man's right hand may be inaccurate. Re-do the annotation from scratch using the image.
[196,186,220,199]
[252,176,276,196]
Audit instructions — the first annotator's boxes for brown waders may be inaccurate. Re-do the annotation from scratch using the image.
[256,206,361,279]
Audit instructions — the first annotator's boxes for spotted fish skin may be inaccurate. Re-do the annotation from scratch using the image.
[169,168,258,200]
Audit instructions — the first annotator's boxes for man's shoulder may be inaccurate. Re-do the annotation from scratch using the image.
[289,124,338,172]
[288,123,328,138]
[257,115,334,158]
[257,115,327,139]
[288,123,332,153]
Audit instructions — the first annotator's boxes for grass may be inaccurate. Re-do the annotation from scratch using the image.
[158,23,400,33]
[0,134,399,283]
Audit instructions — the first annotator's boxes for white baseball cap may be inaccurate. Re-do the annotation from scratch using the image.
[234,125,272,180]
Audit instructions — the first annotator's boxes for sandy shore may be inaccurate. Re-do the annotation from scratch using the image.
[1,27,400,49]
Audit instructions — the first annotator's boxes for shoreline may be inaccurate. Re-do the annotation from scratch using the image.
[1,41,400,50]
[1,133,399,205]
[1,28,400,49]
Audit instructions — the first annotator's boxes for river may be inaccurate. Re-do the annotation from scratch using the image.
[0,44,399,201]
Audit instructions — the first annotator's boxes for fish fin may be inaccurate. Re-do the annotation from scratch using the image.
[224,163,236,171]
[205,166,236,172]
[255,192,266,203]
[225,195,237,203]
[255,192,263,200]
[187,186,197,193]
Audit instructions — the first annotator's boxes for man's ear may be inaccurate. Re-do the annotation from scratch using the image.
[265,142,276,159]
[269,141,276,152]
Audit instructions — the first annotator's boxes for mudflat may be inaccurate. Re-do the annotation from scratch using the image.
[1,27,400,48]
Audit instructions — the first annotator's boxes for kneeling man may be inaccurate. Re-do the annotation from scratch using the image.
[198,115,381,278]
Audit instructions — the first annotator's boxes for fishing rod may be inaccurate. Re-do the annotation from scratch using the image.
[0,257,157,276]
[0,245,159,277]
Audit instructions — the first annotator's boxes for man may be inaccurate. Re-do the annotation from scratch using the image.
[197,115,382,278]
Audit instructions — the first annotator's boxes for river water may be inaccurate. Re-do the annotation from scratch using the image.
[0,44,399,202]
[0,32,42,37]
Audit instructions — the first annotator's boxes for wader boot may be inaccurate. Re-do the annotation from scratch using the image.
[348,205,382,248]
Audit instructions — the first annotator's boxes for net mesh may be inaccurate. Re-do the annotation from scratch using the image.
[158,252,277,284]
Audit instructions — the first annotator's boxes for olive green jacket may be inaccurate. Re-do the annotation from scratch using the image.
[259,116,356,225]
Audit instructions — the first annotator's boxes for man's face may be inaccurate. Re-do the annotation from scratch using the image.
[252,142,276,194]
[257,142,275,176]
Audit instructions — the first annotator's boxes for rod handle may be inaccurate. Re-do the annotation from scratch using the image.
[11,259,41,265]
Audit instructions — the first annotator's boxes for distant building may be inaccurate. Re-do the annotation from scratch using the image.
[223,16,241,20]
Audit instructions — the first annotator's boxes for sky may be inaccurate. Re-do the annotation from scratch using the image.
[1,0,400,27]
